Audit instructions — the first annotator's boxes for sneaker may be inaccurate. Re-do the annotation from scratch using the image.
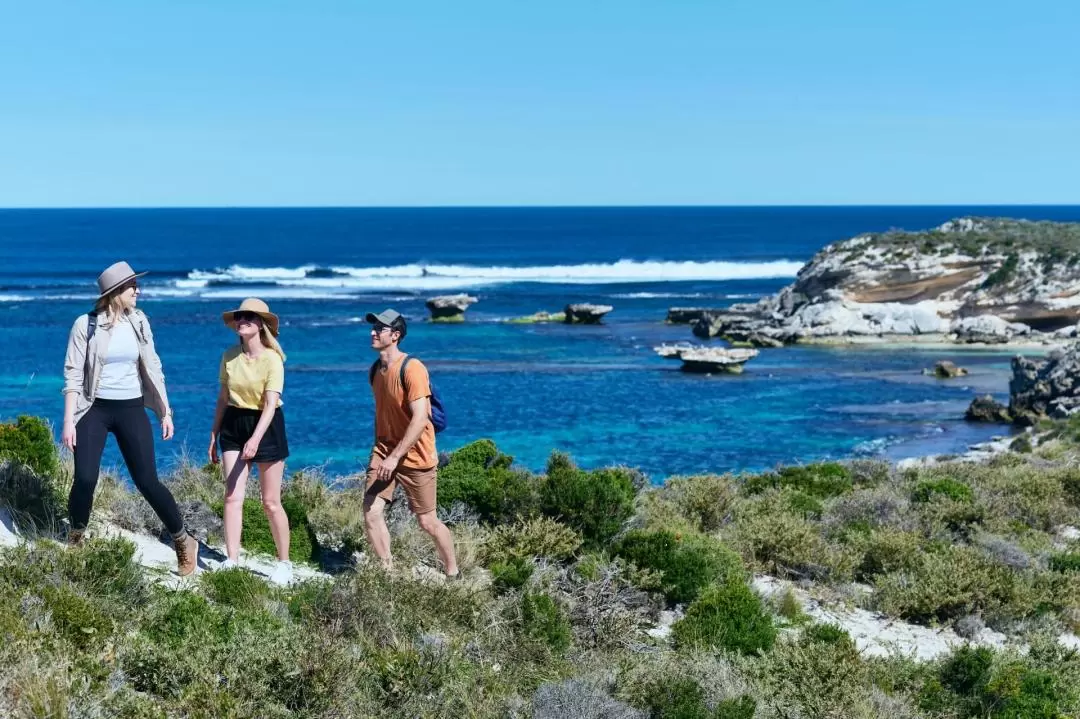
[66,528,85,548]
[268,560,293,586]
[173,533,198,577]
[446,570,463,582]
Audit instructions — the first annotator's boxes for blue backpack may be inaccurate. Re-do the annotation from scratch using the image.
[369,355,447,433]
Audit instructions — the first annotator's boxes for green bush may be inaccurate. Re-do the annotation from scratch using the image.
[0,416,65,530]
[659,473,738,532]
[801,622,856,653]
[1049,552,1080,573]
[539,452,637,548]
[640,677,713,719]
[0,415,59,477]
[922,647,1066,718]
[491,557,534,592]
[437,440,540,523]
[874,545,1045,623]
[144,591,224,646]
[744,462,854,499]
[1010,435,1033,453]
[199,567,270,611]
[215,495,317,563]
[481,515,582,565]
[610,529,744,606]
[731,500,855,581]
[714,696,757,719]
[671,580,776,655]
[40,584,113,650]
[520,591,572,654]
[852,528,924,581]
[913,477,974,504]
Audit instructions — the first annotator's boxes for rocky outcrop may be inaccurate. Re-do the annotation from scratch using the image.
[686,218,1080,345]
[1009,344,1080,424]
[666,307,722,324]
[426,294,478,321]
[654,344,758,374]
[966,395,1012,423]
[564,304,613,324]
[927,360,968,379]
[507,311,565,324]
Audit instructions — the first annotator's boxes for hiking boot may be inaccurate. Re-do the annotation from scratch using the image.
[173,532,198,576]
[67,528,85,547]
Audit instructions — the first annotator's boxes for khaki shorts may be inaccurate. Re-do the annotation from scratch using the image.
[366,463,438,515]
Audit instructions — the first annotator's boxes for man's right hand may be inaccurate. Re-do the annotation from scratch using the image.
[208,434,219,465]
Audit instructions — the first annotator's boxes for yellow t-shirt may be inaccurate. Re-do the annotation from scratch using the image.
[219,346,284,410]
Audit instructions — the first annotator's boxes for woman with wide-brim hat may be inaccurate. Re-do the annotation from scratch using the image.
[208,297,293,585]
[61,261,198,575]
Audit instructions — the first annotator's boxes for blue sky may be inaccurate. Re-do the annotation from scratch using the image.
[0,1,1077,207]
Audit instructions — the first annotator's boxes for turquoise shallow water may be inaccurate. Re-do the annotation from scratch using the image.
[1,206,1070,482]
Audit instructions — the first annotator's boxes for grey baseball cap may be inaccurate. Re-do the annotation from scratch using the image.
[366,309,405,329]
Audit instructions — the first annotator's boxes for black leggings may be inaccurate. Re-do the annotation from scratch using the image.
[69,397,184,535]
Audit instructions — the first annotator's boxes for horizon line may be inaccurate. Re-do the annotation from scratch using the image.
[2,202,1080,212]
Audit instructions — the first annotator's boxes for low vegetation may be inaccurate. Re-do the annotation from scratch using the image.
[2,415,1080,717]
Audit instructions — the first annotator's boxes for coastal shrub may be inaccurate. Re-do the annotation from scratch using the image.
[0,434,66,531]
[731,499,855,581]
[1010,435,1033,453]
[199,566,270,611]
[491,557,534,592]
[752,634,874,719]
[873,545,1046,624]
[637,676,754,719]
[982,253,1020,288]
[852,529,924,581]
[144,591,224,646]
[912,477,974,504]
[520,591,572,654]
[744,461,854,499]
[481,515,582,565]
[610,529,744,606]
[1049,552,1080,573]
[825,486,911,536]
[801,622,857,653]
[40,584,113,650]
[437,440,540,523]
[658,473,738,532]
[540,452,637,548]
[671,580,776,655]
[531,680,643,719]
[0,415,59,477]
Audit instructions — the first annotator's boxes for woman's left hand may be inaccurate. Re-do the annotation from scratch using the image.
[242,438,260,460]
[162,416,175,441]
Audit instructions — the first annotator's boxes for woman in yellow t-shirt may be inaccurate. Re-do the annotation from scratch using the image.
[208,298,292,585]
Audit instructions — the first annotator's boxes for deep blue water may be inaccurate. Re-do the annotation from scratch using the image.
[2,206,1078,482]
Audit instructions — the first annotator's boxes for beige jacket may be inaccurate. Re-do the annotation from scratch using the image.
[63,309,171,426]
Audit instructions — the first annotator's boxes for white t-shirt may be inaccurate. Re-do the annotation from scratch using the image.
[97,319,142,400]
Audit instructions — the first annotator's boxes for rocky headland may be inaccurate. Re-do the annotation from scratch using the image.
[688,217,1080,347]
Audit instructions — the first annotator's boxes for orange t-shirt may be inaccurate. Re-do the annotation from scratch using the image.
[371,355,436,469]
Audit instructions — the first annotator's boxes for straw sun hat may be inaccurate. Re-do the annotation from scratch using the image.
[222,298,280,337]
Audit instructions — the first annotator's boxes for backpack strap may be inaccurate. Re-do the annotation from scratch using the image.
[368,359,380,385]
[398,355,413,393]
[84,311,98,379]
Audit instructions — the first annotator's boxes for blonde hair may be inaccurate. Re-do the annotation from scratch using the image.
[262,327,287,363]
[94,290,130,324]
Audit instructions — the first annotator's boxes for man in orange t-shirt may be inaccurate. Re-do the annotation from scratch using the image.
[363,309,458,578]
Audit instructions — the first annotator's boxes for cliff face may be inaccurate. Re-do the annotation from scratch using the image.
[696,218,1080,345]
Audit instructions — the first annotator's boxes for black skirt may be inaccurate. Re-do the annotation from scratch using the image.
[218,406,289,463]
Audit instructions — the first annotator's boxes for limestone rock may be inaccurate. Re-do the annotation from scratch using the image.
[928,360,969,379]
[965,395,1012,423]
[426,294,478,321]
[666,307,721,324]
[653,344,758,374]
[564,303,613,324]
[1009,344,1080,422]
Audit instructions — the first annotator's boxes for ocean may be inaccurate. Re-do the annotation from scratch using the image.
[3,206,1079,482]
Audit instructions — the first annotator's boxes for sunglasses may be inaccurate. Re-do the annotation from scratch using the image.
[372,324,394,334]
[120,280,139,292]
[233,311,261,323]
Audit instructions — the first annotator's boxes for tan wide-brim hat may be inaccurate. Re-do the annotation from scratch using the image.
[97,261,148,298]
[222,297,280,337]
